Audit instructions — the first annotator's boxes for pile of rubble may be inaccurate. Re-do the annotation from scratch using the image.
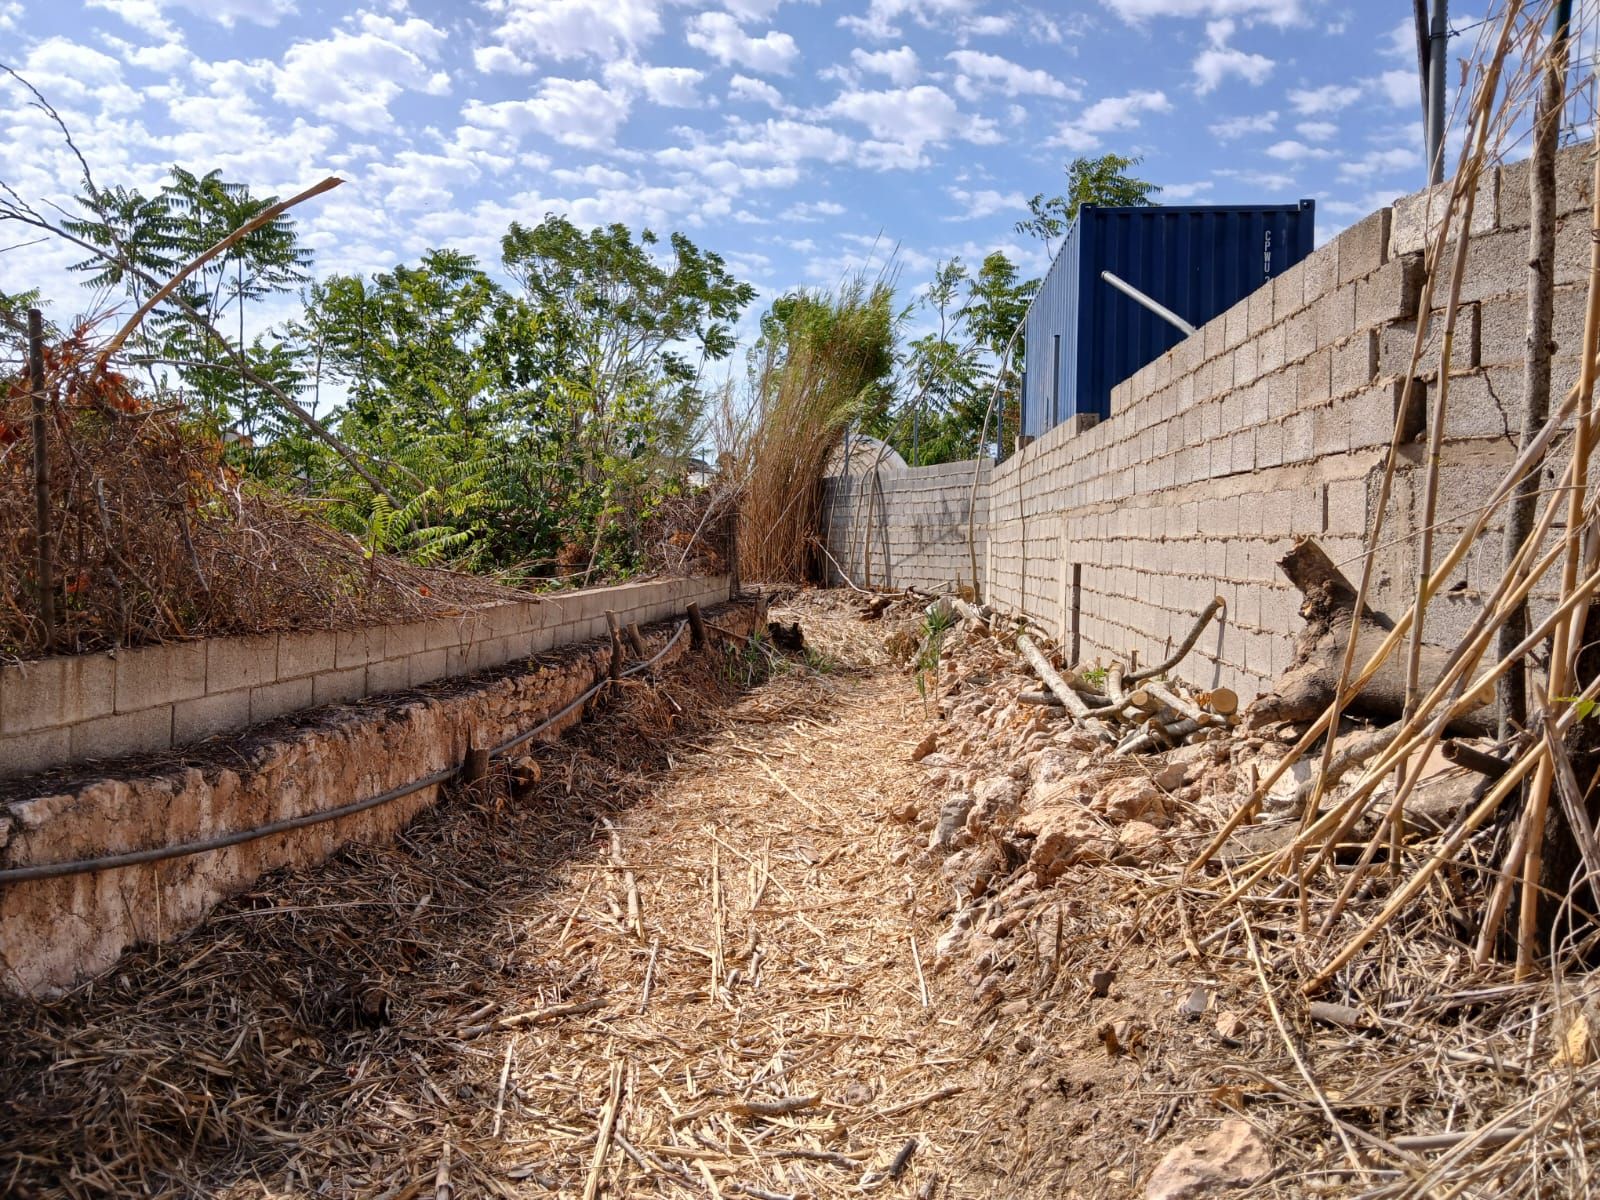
[860,589,1507,1196]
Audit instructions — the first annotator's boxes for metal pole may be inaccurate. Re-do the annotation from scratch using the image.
[1427,0,1448,184]
[28,307,56,649]
[1099,271,1197,336]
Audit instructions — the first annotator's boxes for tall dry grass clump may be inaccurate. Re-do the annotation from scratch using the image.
[729,277,895,582]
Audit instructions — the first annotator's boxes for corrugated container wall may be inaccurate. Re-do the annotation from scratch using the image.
[1021,201,1315,438]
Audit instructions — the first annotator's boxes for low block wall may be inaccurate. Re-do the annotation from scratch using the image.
[824,141,1595,701]
[0,597,757,995]
[0,576,730,780]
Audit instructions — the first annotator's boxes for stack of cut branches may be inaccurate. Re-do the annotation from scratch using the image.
[947,596,1236,755]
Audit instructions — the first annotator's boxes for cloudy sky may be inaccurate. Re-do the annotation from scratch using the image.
[2,0,1452,337]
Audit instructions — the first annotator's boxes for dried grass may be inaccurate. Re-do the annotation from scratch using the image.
[1,326,524,661]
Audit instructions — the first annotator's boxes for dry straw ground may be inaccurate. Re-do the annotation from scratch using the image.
[1,594,1044,1199]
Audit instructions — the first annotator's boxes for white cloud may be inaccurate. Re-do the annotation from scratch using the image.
[85,0,177,40]
[1214,166,1297,190]
[1160,180,1214,199]
[89,0,293,33]
[273,14,451,133]
[603,60,705,106]
[1192,18,1273,93]
[1289,82,1362,114]
[1102,0,1303,26]
[780,199,846,221]
[728,74,790,110]
[1264,138,1331,161]
[461,78,632,149]
[1051,89,1171,150]
[1338,146,1418,180]
[827,84,1000,168]
[947,49,1076,99]
[686,13,799,74]
[851,46,920,86]
[945,186,1027,219]
[477,0,663,67]
[1375,68,1415,108]
[1210,110,1276,139]
[1296,119,1337,141]
[839,0,977,40]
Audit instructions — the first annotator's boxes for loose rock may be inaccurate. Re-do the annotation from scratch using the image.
[1143,1119,1271,1200]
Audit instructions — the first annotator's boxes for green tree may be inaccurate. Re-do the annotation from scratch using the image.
[62,167,312,432]
[1015,153,1161,257]
[880,252,1034,465]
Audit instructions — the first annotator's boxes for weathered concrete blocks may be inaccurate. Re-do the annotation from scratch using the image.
[1,654,116,734]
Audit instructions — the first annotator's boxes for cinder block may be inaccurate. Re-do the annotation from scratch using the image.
[207,634,278,693]
[408,649,449,686]
[1247,286,1274,337]
[1273,260,1307,322]
[1299,347,1332,406]
[1314,285,1357,346]
[0,653,116,734]
[1302,241,1339,303]
[1330,330,1379,398]
[173,689,251,744]
[1380,304,1480,378]
[365,657,411,696]
[113,641,207,713]
[1203,317,1228,362]
[1389,170,1498,258]
[249,676,314,724]
[276,629,337,681]
[1348,379,1421,449]
[68,706,172,763]
[312,666,368,707]
[1499,142,1596,229]
[1233,337,1259,387]
[424,615,474,652]
[1312,402,1351,456]
[1354,253,1424,328]
[332,627,382,671]
[0,726,70,779]
[1336,208,1392,285]
[1282,308,1317,364]
[1266,367,1299,418]
[1441,368,1520,440]
[381,620,430,661]
[1325,476,1368,535]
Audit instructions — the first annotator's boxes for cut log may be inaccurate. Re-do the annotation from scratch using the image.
[1247,538,1492,734]
[1016,634,1116,743]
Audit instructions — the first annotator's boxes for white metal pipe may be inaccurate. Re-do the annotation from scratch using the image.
[1098,270,1197,336]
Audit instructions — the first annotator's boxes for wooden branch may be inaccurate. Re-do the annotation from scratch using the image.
[1128,596,1225,682]
[1016,633,1115,743]
[96,176,343,369]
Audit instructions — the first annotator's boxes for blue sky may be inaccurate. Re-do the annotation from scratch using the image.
[2,0,1457,342]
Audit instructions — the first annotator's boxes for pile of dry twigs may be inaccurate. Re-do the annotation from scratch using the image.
[1,323,523,662]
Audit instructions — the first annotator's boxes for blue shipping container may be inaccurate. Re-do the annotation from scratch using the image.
[1020,201,1315,438]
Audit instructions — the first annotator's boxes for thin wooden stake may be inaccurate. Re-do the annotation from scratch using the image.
[582,1059,626,1200]
[27,308,54,650]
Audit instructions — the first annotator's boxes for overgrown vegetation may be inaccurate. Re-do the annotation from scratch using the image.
[728,278,897,583]
[2,71,1163,605]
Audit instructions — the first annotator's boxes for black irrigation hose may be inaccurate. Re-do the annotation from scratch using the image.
[0,618,698,885]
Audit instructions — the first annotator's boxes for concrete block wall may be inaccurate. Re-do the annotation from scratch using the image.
[823,139,1596,702]
[821,458,990,592]
[0,576,730,780]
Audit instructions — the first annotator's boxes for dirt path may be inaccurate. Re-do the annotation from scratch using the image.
[2,595,1072,1199]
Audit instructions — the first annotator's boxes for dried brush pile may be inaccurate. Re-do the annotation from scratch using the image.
[1,327,523,661]
[730,277,895,583]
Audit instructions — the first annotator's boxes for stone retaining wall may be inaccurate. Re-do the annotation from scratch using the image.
[0,597,756,995]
